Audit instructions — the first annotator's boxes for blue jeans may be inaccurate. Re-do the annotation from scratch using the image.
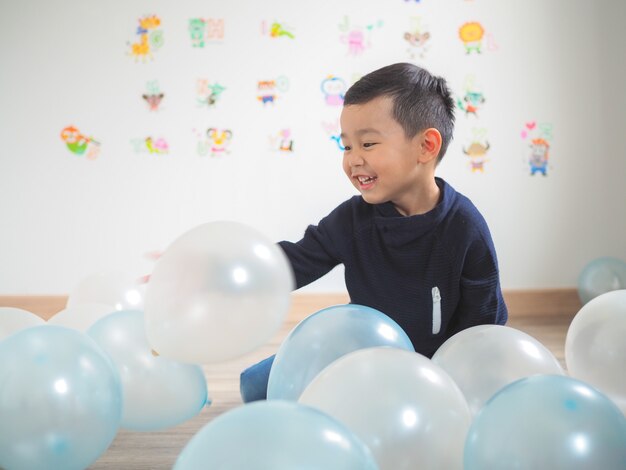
[240,354,275,403]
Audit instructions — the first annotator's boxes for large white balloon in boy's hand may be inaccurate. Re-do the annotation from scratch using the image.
[144,221,294,363]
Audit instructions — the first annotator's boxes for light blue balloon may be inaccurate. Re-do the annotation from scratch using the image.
[465,375,626,469]
[267,304,414,401]
[174,400,379,470]
[0,325,122,470]
[87,310,209,431]
[578,257,626,304]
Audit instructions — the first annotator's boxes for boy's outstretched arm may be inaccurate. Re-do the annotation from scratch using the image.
[277,201,351,290]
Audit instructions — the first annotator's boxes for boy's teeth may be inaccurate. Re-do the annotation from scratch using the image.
[358,176,375,183]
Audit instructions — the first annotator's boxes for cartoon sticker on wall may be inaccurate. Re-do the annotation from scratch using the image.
[463,128,490,173]
[143,80,164,112]
[189,18,225,47]
[269,129,294,152]
[321,120,345,151]
[195,128,233,157]
[404,17,431,60]
[261,20,295,39]
[257,76,289,105]
[521,121,553,176]
[130,137,169,154]
[321,75,347,106]
[338,16,383,56]
[458,22,498,55]
[197,80,226,108]
[128,15,164,62]
[61,126,101,159]
[456,75,486,117]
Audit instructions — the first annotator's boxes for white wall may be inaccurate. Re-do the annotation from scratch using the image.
[0,0,624,294]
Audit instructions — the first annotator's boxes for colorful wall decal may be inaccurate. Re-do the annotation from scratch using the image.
[456,76,486,117]
[458,22,484,54]
[128,15,164,62]
[521,121,553,176]
[321,120,345,151]
[404,17,431,60]
[257,76,289,105]
[195,128,233,157]
[142,80,164,112]
[60,126,101,159]
[261,20,295,39]
[189,18,225,47]
[130,137,169,154]
[458,21,499,54]
[463,128,490,173]
[197,80,226,108]
[338,16,383,56]
[269,129,294,152]
[321,75,347,106]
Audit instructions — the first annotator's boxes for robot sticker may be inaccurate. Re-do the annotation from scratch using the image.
[261,20,295,39]
[128,15,164,62]
[195,128,233,157]
[456,76,486,117]
[60,126,101,160]
[338,16,383,56]
[404,17,431,60]
[321,120,345,151]
[197,79,226,108]
[521,121,553,176]
[257,76,289,105]
[142,80,164,112]
[269,129,294,152]
[321,75,347,106]
[463,128,490,173]
[189,18,225,47]
[130,137,169,155]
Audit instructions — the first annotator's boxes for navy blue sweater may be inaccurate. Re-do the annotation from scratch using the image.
[278,177,507,357]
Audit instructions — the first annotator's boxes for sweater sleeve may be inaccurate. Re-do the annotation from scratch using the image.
[448,233,508,336]
[277,201,349,289]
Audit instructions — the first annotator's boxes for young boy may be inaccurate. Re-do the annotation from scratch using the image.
[240,62,507,402]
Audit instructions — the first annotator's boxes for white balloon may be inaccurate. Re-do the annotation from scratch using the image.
[566,289,626,415]
[48,303,115,331]
[144,221,293,364]
[87,310,209,431]
[67,271,145,311]
[299,347,471,470]
[432,325,564,416]
[0,307,45,341]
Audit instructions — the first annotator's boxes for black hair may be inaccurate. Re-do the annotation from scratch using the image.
[343,63,455,162]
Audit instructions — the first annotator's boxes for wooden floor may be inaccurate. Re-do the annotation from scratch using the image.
[0,292,581,469]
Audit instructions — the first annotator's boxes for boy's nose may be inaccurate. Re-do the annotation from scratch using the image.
[346,152,365,167]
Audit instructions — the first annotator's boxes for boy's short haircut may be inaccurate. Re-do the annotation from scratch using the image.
[343,63,456,162]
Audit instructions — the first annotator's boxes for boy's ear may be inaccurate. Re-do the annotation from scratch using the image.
[417,128,442,164]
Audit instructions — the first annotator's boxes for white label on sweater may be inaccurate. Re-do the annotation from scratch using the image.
[432,286,441,335]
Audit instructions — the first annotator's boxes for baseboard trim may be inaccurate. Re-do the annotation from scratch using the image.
[0,289,581,321]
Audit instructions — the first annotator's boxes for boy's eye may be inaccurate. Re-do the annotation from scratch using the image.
[363,142,378,148]
[343,145,351,151]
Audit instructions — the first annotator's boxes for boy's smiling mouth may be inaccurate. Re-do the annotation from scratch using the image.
[356,175,378,189]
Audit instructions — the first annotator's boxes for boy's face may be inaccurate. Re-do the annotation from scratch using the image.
[340,95,433,215]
